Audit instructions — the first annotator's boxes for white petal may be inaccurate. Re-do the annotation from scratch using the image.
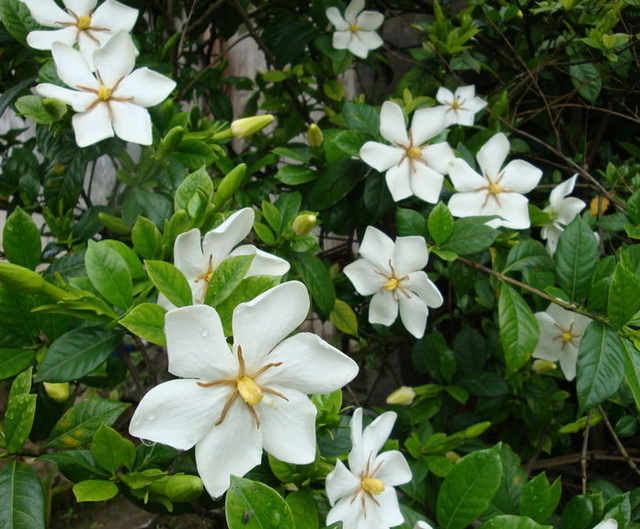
[165,305,237,380]
[499,159,542,194]
[421,141,455,175]
[447,159,485,192]
[379,101,409,145]
[542,225,561,255]
[399,294,428,338]
[477,133,510,178]
[51,42,98,91]
[408,162,444,204]
[360,142,403,172]
[27,28,76,50]
[35,83,95,112]
[594,520,618,529]
[71,104,114,147]
[116,68,176,107]
[405,272,443,308]
[348,33,371,59]
[326,459,359,505]
[490,192,530,229]
[344,0,365,24]
[326,496,363,529]
[259,387,317,464]
[350,408,364,448]
[555,197,585,227]
[326,7,349,31]
[436,87,454,105]
[465,96,487,113]
[549,175,578,206]
[258,333,358,394]
[91,0,139,32]
[449,108,475,127]
[174,228,206,282]
[448,190,487,219]
[232,281,309,372]
[375,450,412,487]
[532,312,562,363]
[129,380,227,450]
[230,245,290,277]
[558,343,579,381]
[22,0,71,26]
[356,11,384,31]
[392,236,428,276]
[195,400,262,498]
[156,293,176,312]
[385,158,413,201]
[332,30,351,50]
[411,106,447,145]
[369,290,398,326]
[63,0,97,14]
[354,30,383,53]
[77,34,101,71]
[375,486,405,526]
[111,101,152,145]
[362,411,396,460]
[455,85,476,100]
[343,258,384,296]
[93,31,136,86]
[358,226,395,273]
[202,208,254,266]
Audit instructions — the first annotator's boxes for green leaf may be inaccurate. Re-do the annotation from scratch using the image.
[5,393,36,454]
[554,216,599,302]
[286,491,319,529]
[622,339,640,414]
[275,165,318,185]
[503,240,554,274]
[577,321,625,414]
[499,285,539,375]
[436,446,502,529]
[101,240,146,280]
[15,95,67,124]
[145,260,193,308]
[323,80,345,101]
[0,0,38,45]
[85,240,134,310]
[439,218,499,255]
[294,252,335,316]
[173,140,216,170]
[342,101,380,136]
[306,160,367,210]
[397,208,428,238]
[0,284,39,341]
[262,201,282,235]
[132,217,163,260]
[174,166,213,213]
[329,299,358,336]
[0,461,46,529]
[330,130,371,158]
[480,515,552,529]
[36,324,123,383]
[39,451,110,483]
[561,495,593,529]
[91,424,136,475]
[0,348,36,380]
[46,398,130,449]
[520,473,561,523]
[261,18,317,69]
[570,62,601,104]
[73,480,119,502]
[3,207,41,270]
[225,476,295,529]
[428,202,454,245]
[607,262,640,328]
[119,303,167,346]
[204,255,255,307]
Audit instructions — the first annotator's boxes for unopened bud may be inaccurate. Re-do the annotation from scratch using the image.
[164,475,204,502]
[444,451,460,464]
[292,214,317,236]
[230,115,274,139]
[307,124,323,147]
[532,359,557,375]
[386,386,416,406]
[590,196,610,216]
[44,382,70,402]
[159,126,184,155]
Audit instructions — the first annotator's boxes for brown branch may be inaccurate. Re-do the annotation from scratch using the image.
[581,409,593,494]
[598,405,640,479]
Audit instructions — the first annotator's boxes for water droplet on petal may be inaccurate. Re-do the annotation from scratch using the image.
[201,329,209,337]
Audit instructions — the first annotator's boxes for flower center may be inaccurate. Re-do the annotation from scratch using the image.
[350,24,360,32]
[406,146,423,161]
[488,181,502,194]
[383,277,400,291]
[98,85,112,101]
[77,14,92,30]
[237,376,263,406]
[361,477,385,495]
[375,262,411,301]
[562,330,573,343]
[451,98,462,110]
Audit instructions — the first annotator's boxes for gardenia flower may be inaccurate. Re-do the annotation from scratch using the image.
[326,408,412,529]
[326,0,383,59]
[360,101,454,203]
[540,174,586,255]
[436,85,487,127]
[36,31,175,147]
[533,303,592,381]
[448,132,543,229]
[130,281,359,497]
[343,226,443,339]
[594,521,617,529]
[160,208,290,309]
[21,0,138,70]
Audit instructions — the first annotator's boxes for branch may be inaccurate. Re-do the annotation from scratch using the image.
[599,405,640,480]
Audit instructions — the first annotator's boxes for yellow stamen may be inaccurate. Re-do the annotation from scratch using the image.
[488,181,502,194]
[407,146,422,160]
[451,98,461,110]
[77,15,92,30]
[361,477,385,495]
[350,24,360,32]
[383,277,399,291]
[98,85,112,101]
[237,376,264,406]
[562,331,573,343]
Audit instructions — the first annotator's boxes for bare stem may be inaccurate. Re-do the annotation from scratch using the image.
[598,405,640,479]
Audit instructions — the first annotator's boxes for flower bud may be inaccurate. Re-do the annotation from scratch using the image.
[444,451,461,464]
[307,124,323,147]
[159,126,184,155]
[212,164,247,209]
[386,386,416,406]
[164,475,204,502]
[44,382,70,403]
[532,359,557,375]
[230,115,274,139]
[292,214,317,236]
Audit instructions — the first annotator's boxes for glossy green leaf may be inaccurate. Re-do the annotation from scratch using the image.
[91,424,136,475]
[0,284,39,341]
[205,255,254,307]
[520,473,562,523]
[0,348,36,380]
[174,166,213,212]
[503,239,554,274]
[294,252,335,316]
[0,0,38,45]
[119,303,167,346]
[607,262,640,328]
[570,63,601,104]
[85,240,134,309]
[145,260,193,308]
[73,480,119,502]
[329,299,358,336]
[622,338,640,414]
[561,495,593,529]
[3,207,41,270]
[286,490,319,529]
[480,515,552,529]
[5,367,35,453]
[225,476,295,529]
[132,217,163,260]
[342,101,380,136]
[428,202,454,245]
[39,450,110,483]
[499,285,539,375]
[577,321,625,414]
[275,166,318,185]
[46,398,130,449]
[0,461,46,529]
[396,208,428,238]
[439,218,498,255]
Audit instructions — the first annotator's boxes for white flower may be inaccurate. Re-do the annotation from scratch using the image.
[360,101,454,203]
[533,304,592,381]
[343,226,443,339]
[448,133,543,229]
[594,520,617,529]
[414,523,434,529]
[326,0,383,59]
[35,31,175,147]
[130,281,359,498]
[160,208,290,309]
[21,0,138,70]
[326,408,412,529]
[540,174,586,255]
[436,85,487,127]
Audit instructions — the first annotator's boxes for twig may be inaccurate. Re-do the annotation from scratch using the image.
[132,336,158,386]
[598,405,640,479]
[523,427,548,476]
[581,409,593,494]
